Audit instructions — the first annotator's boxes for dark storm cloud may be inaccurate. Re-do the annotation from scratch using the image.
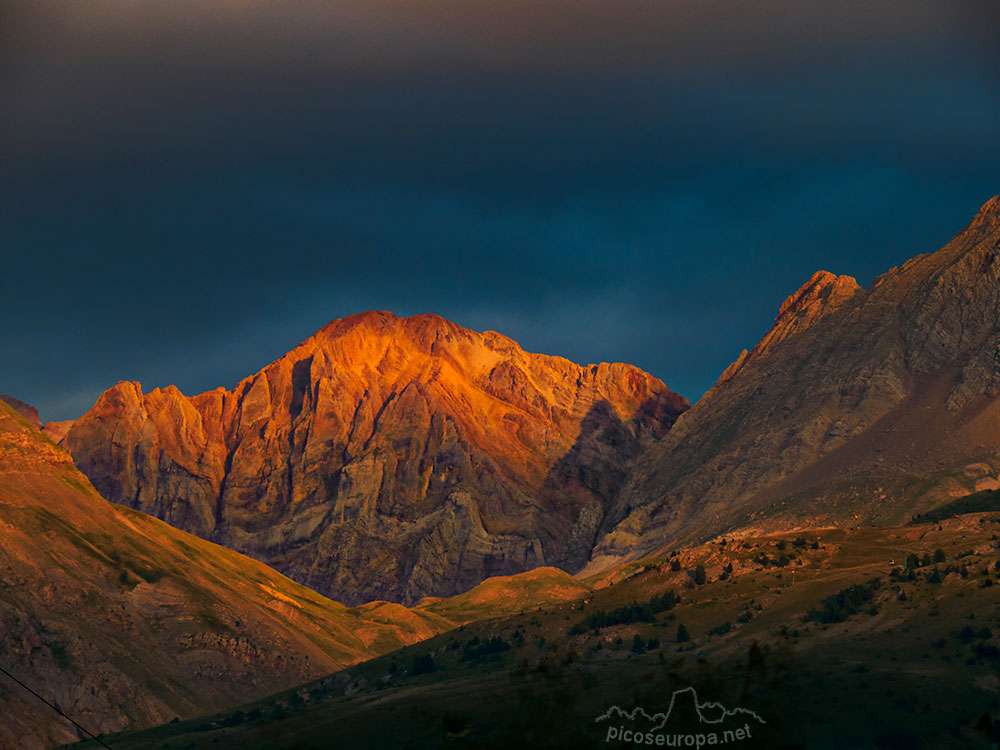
[2,1,999,419]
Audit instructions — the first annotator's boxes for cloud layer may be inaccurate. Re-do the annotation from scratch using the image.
[2,0,999,419]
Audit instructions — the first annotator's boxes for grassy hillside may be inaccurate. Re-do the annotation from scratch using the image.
[69,514,1000,749]
[0,402,588,749]
[413,566,592,623]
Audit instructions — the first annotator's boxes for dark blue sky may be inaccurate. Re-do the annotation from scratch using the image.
[2,0,999,421]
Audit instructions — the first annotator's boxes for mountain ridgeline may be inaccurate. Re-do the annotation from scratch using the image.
[591,194,1000,568]
[59,312,687,605]
[48,194,1000,593]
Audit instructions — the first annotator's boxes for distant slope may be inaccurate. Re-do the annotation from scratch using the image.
[60,311,686,604]
[591,194,1000,567]
[415,566,591,623]
[0,400,587,749]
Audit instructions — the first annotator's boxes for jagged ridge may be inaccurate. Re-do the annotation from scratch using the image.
[591,194,1000,568]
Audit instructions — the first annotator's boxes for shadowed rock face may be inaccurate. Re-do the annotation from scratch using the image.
[591,195,1000,568]
[62,312,687,604]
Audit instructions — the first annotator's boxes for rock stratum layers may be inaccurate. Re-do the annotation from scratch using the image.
[592,195,1000,568]
[62,312,686,604]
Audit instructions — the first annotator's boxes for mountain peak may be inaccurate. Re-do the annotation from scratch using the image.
[974,194,1000,221]
[596,193,1000,565]
[317,310,475,350]
[758,270,860,354]
[775,270,860,319]
[317,309,398,338]
[940,192,1000,251]
[62,312,686,604]
[710,271,860,388]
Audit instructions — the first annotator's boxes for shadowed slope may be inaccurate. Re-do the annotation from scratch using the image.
[592,195,1000,568]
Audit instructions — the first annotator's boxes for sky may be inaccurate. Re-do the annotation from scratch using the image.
[2,0,1000,421]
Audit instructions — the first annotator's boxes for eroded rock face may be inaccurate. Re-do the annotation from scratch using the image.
[41,419,74,443]
[63,312,687,604]
[591,195,1000,567]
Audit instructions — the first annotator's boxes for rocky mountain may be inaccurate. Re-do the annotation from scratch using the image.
[0,398,591,749]
[60,311,687,604]
[591,194,1000,568]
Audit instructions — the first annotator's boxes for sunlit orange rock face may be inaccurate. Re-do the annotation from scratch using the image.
[63,312,686,604]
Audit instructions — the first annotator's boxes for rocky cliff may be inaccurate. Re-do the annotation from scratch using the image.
[591,194,1000,568]
[62,312,686,604]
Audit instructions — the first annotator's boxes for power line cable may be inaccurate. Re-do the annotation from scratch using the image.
[0,663,113,749]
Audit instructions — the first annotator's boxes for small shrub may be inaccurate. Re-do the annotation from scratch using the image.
[461,637,510,662]
[411,653,436,675]
[708,621,732,637]
[806,579,882,624]
[567,591,680,634]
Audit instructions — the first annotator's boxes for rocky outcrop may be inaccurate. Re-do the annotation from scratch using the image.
[0,394,42,430]
[746,270,861,363]
[713,271,860,388]
[591,194,1000,568]
[62,312,687,604]
[41,419,74,443]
